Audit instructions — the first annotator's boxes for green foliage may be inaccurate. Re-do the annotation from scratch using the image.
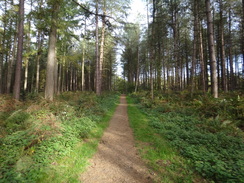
[4,110,30,133]
[129,92,244,183]
[0,92,119,183]
[127,97,205,183]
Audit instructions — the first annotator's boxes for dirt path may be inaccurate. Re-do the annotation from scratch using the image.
[80,95,153,183]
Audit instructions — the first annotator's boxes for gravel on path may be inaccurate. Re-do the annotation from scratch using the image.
[80,95,153,183]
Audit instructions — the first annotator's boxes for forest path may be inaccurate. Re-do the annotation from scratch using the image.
[80,95,153,183]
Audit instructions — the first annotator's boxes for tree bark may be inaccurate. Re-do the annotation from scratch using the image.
[45,2,59,101]
[228,8,234,90]
[199,21,206,93]
[219,0,227,92]
[135,44,140,93]
[98,11,106,95]
[95,0,100,95]
[206,0,218,98]
[191,0,197,97]
[242,0,244,79]
[81,19,86,91]
[13,0,24,100]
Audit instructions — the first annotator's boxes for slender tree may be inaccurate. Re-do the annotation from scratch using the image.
[191,0,198,97]
[219,0,227,92]
[45,0,61,100]
[206,0,218,98]
[81,18,86,91]
[13,0,24,100]
[95,0,100,95]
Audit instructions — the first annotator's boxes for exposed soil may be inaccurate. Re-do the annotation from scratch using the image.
[80,95,153,183]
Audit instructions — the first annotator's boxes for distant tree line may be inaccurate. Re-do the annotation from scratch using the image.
[0,0,129,100]
[121,0,244,98]
[0,0,243,100]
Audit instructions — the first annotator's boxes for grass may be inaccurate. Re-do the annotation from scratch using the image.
[127,96,206,183]
[128,92,244,183]
[0,92,119,183]
[38,95,118,183]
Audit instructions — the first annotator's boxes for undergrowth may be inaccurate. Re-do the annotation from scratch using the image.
[129,91,244,183]
[127,97,206,183]
[0,92,119,183]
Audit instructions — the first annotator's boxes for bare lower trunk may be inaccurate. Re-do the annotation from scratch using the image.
[35,32,42,93]
[206,0,218,98]
[95,0,100,95]
[199,22,206,93]
[24,59,28,91]
[191,0,198,97]
[45,20,58,100]
[135,45,140,93]
[45,2,59,100]
[219,0,227,92]
[82,19,86,91]
[228,8,234,90]
[13,0,24,100]
[35,0,43,93]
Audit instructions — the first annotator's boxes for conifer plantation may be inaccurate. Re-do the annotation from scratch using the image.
[0,0,243,182]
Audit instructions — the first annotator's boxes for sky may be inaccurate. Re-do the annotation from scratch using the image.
[128,0,147,25]
[116,0,147,77]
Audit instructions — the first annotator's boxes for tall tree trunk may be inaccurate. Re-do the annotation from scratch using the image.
[185,35,190,87]
[24,59,28,92]
[191,0,198,97]
[95,0,100,95]
[82,19,86,91]
[35,31,43,93]
[45,2,59,101]
[97,11,106,95]
[88,60,91,91]
[228,8,234,90]
[135,44,140,93]
[149,0,155,100]
[57,62,62,94]
[24,0,32,92]
[219,0,227,92]
[35,0,43,93]
[242,0,244,77]
[199,21,206,93]
[54,49,58,93]
[206,0,218,98]
[13,0,24,100]
[0,50,2,94]
[0,0,7,94]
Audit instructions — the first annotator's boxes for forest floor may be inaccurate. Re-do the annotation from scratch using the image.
[79,95,154,183]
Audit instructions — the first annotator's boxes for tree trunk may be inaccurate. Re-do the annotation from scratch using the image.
[228,8,234,90]
[135,44,140,93]
[82,19,86,91]
[24,0,32,92]
[45,2,59,101]
[13,0,24,100]
[24,58,28,92]
[206,0,218,98]
[199,21,206,93]
[149,0,155,100]
[219,0,227,92]
[191,0,198,97]
[97,11,106,95]
[95,0,100,95]
[242,0,244,76]
[35,31,43,93]
[0,0,7,94]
